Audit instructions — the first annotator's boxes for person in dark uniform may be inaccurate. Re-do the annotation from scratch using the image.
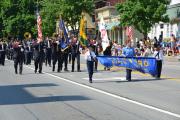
[45,37,52,67]
[103,43,112,70]
[0,40,7,66]
[24,41,32,65]
[85,46,97,83]
[61,35,69,72]
[7,40,14,60]
[51,39,62,72]
[33,39,45,73]
[71,37,81,72]
[68,35,73,64]
[12,40,24,74]
[122,40,135,81]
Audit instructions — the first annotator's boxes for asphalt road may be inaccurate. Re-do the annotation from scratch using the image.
[0,58,180,120]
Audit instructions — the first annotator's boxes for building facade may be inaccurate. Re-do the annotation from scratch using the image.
[148,2,180,40]
[95,0,143,45]
[95,0,124,44]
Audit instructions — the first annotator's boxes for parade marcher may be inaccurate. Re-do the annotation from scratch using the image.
[7,40,14,60]
[45,37,52,67]
[51,38,62,72]
[71,37,81,72]
[61,35,69,72]
[24,41,33,65]
[91,39,99,71]
[103,42,112,70]
[122,40,135,81]
[68,35,73,64]
[33,39,45,73]
[84,46,97,83]
[12,40,24,74]
[153,45,163,79]
[0,40,7,66]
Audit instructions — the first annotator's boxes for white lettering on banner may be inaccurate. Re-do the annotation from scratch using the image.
[99,17,109,51]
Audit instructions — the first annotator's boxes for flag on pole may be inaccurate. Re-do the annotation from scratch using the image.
[99,17,109,51]
[79,14,87,46]
[59,18,69,48]
[126,26,133,40]
[37,11,43,42]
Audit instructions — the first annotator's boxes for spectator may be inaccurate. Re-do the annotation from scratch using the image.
[170,34,176,56]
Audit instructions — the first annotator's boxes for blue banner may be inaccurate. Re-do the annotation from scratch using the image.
[97,56,158,76]
[59,19,69,49]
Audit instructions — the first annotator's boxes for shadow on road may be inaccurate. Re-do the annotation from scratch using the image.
[93,78,167,83]
[0,83,91,105]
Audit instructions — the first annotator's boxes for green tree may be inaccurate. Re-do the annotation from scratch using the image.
[0,0,37,39]
[41,0,94,36]
[116,0,170,38]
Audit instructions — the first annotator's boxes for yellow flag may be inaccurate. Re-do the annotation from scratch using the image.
[79,15,87,43]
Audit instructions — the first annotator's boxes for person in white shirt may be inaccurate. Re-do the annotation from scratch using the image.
[153,46,163,79]
[143,46,152,57]
[84,46,97,83]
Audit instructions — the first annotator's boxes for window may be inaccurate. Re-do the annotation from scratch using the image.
[160,24,164,29]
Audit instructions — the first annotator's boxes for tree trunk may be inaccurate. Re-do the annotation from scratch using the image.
[143,33,148,40]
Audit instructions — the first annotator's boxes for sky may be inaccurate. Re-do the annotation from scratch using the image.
[170,0,180,5]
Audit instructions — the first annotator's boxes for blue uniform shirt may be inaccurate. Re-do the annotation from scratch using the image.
[122,47,135,57]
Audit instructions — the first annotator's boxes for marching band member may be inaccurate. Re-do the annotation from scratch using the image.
[52,38,62,72]
[12,40,24,74]
[33,39,45,74]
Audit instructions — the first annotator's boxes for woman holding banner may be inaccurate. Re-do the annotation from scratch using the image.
[122,40,135,81]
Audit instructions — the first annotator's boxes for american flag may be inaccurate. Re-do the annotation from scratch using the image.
[126,26,133,40]
[37,11,42,42]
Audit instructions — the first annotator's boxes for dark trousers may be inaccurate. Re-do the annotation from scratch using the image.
[71,54,80,71]
[156,60,162,78]
[69,53,72,63]
[25,52,32,65]
[0,51,5,65]
[126,69,132,81]
[34,58,43,73]
[14,58,23,74]
[87,61,94,81]
[52,53,62,72]
[94,61,98,71]
[45,49,52,66]
[62,53,68,70]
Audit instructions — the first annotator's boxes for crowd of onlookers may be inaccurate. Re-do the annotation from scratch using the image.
[102,34,180,58]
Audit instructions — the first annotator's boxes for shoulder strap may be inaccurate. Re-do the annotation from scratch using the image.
[155,52,159,59]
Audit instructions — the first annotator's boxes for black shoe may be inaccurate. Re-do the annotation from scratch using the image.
[127,79,131,81]
[52,67,55,72]
[89,79,92,83]
[39,71,42,74]
[64,69,69,72]
[34,70,37,73]
[77,70,81,72]
[57,69,61,72]
[71,70,74,72]
[15,71,18,74]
